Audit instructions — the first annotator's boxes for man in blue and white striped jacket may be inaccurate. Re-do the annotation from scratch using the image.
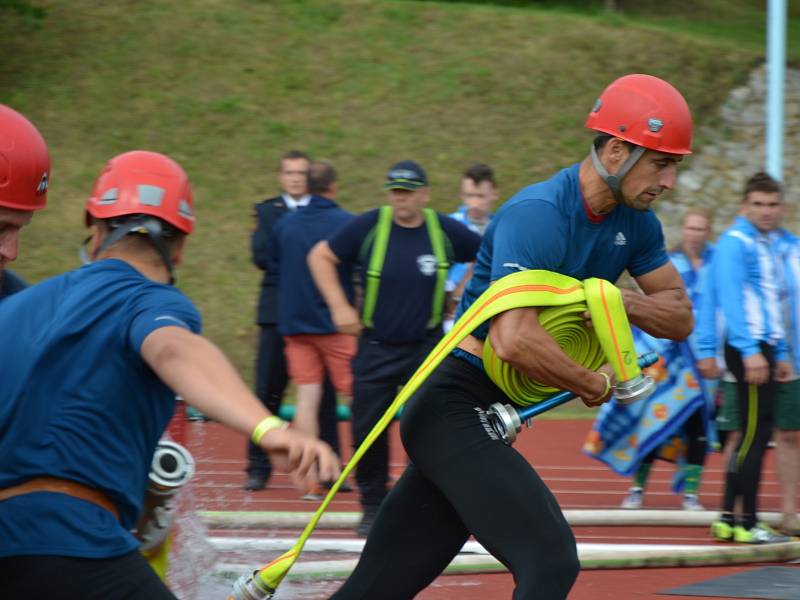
[697,172,793,544]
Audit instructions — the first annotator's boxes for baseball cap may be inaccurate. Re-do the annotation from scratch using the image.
[384,160,428,190]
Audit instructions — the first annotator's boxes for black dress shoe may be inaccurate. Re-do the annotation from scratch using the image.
[324,479,353,492]
[356,505,379,537]
[243,473,268,491]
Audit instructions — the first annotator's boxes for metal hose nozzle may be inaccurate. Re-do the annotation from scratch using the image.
[228,571,275,600]
[135,440,195,552]
[614,372,656,405]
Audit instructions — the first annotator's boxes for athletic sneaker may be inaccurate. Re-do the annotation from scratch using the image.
[620,487,643,509]
[301,485,324,501]
[710,520,734,542]
[681,494,704,511]
[778,514,800,537]
[733,522,792,544]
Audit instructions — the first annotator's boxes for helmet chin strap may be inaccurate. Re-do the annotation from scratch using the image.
[590,143,646,205]
[84,217,176,285]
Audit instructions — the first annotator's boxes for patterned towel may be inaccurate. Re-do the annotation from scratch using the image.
[583,328,717,491]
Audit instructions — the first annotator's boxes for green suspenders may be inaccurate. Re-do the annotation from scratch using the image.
[360,205,450,329]
[361,206,393,328]
[423,207,449,328]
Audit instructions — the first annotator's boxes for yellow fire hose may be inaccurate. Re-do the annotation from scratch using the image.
[229,269,641,599]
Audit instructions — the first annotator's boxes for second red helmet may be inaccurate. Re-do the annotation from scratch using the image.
[85,150,195,234]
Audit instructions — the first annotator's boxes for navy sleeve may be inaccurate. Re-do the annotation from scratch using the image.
[490,200,568,281]
[0,270,27,300]
[438,214,481,263]
[327,209,380,264]
[128,286,203,353]
[627,211,669,277]
[251,203,270,270]
[267,216,283,279]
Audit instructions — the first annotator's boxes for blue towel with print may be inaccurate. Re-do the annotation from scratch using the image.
[582,328,717,491]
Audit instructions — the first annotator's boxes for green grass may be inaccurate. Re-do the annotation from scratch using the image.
[0,0,776,381]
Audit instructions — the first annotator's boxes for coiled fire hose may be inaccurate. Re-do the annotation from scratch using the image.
[229,269,655,600]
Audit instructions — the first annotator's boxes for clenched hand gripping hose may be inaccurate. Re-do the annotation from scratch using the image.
[229,270,654,600]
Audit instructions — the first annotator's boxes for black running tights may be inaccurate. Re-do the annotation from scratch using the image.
[329,356,580,600]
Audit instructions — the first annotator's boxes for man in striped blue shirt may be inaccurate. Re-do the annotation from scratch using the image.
[443,163,499,332]
[697,172,793,544]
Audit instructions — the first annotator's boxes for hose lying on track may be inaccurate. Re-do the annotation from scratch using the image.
[201,509,797,531]
[229,269,640,599]
[217,541,800,585]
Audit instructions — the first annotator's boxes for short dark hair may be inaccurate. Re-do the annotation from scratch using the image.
[308,160,337,195]
[593,133,635,152]
[743,171,782,201]
[463,163,496,187]
[278,150,310,171]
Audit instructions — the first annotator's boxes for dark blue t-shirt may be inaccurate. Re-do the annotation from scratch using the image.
[457,163,668,339]
[0,269,27,300]
[271,195,355,335]
[328,208,481,343]
[0,259,202,558]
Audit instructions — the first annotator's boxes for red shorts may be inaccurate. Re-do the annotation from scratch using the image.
[283,333,356,395]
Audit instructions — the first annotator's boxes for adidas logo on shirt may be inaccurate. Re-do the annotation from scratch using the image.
[613,232,627,246]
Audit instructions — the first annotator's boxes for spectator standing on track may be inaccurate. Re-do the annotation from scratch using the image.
[698,172,793,544]
[270,160,356,499]
[701,179,800,538]
[0,105,50,301]
[246,150,342,491]
[0,150,339,600]
[327,74,695,600]
[443,163,499,332]
[308,160,481,536]
[620,207,716,511]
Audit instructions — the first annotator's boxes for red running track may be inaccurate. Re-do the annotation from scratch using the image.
[185,419,797,599]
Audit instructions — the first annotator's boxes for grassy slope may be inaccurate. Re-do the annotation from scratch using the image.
[0,0,785,415]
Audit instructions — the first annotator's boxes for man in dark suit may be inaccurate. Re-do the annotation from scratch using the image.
[246,150,343,492]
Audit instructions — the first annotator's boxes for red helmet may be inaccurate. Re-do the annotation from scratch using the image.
[585,74,692,155]
[86,150,194,234]
[0,105,51,211]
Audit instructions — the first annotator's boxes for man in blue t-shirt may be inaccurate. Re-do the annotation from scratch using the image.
[0,105,51,300]
[309,160,481,536]
[0,151,340,600]
[329,75,696,600]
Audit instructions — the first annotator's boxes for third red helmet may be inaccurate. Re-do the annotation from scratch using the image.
[0,105,50,211]
[585,74,692,155]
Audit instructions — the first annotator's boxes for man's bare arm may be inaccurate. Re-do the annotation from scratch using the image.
[489,307,613,406]
[626,262,694,341]
[141,326,340,482]
[307,241,362,336]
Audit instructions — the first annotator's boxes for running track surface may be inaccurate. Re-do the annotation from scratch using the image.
[184,418,798,599]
